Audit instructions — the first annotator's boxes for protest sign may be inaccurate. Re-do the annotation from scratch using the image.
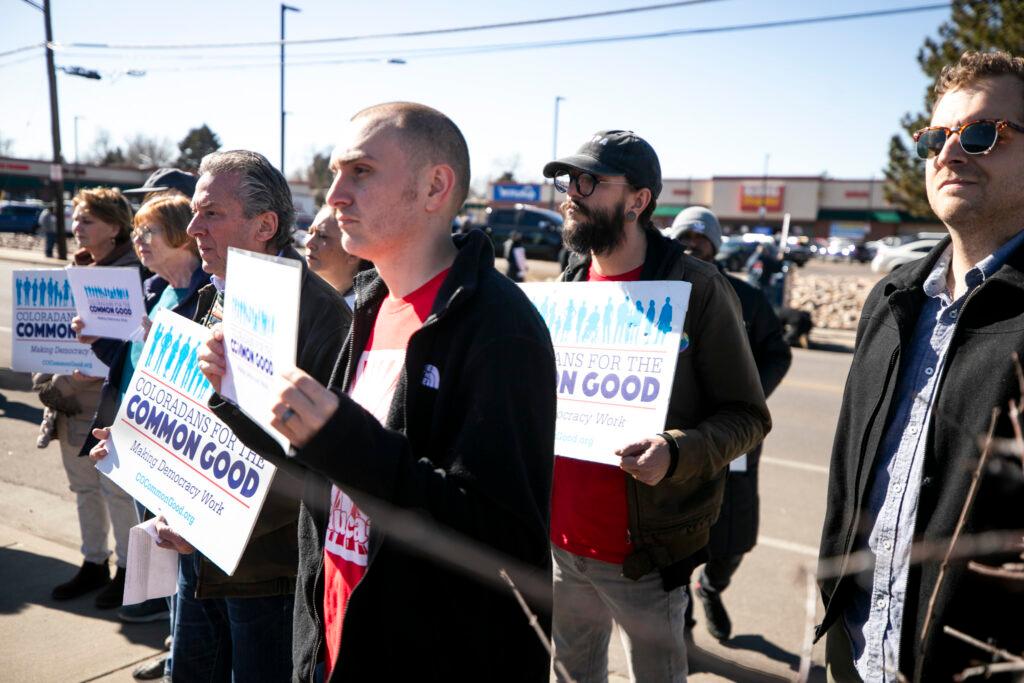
[220,248,301,453]
[10,269,108,376]
[101,308,277,575]
[65,265,145,340]
[520,281,691,466]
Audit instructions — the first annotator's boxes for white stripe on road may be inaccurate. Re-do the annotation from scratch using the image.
[761,456,829,475]
[758,535,820,558]
[782,379,845,395]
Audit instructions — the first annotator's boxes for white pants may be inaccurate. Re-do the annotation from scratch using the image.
[552,545,689,683]
[58,419,136,568]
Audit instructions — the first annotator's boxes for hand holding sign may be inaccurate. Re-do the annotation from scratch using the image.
[88,426,111,463]
[198,324,227,394]
[268,367,339,448]
[616,436,672,486]
[70,315,99,345]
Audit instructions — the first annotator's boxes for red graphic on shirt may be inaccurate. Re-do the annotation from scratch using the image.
[323,267,449,678]
[550,263,642,564]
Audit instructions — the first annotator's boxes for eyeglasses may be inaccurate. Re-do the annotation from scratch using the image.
[131,225,163,244]
[913,118,1024,159]
[553,172,632,197]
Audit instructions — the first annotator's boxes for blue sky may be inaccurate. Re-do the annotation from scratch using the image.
[0,1,948,188]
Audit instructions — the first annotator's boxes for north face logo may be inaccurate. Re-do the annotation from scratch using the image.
[422,364,440,390]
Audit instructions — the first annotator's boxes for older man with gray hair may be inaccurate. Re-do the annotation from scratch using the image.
[144,150,348,681]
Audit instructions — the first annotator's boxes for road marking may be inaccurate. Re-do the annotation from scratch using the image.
[761,456,829,475]
[759,535,820,558]
[782,379,845,395]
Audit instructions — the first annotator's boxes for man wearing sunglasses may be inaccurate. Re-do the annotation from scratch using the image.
[817,50,1024,682]
[544,130,771,682]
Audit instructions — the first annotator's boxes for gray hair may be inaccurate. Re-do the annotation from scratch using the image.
[198,150,295,250]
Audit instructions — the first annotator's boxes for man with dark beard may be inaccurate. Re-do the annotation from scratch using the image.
[543,130,771,683]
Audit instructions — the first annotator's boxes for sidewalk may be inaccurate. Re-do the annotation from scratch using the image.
[0,246,71,268]
[0,480,167,682]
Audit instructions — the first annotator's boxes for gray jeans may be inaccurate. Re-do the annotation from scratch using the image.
[552,545,689,683]
[59,424,136,567]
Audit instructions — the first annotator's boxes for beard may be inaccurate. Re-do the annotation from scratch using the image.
[560,198,627,256]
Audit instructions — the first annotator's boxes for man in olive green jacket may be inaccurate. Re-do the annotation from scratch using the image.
[545,130,771,683]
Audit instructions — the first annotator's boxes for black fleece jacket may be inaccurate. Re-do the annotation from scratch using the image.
[212,230,557,682]
[816,237,1024,682]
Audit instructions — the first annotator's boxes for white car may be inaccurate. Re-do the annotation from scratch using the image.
[871,239,942,274]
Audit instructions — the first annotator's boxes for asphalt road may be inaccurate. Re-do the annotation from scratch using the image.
[0,256,851,681]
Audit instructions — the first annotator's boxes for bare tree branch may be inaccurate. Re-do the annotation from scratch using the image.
[967,560,1024,582]
[500,569,575,683]
[943,625,1024,664]
[920,408,1000,647]
[955,661,1024,682]
[796,568,817,683]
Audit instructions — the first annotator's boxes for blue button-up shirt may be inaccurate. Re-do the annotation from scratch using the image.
[844,230,1024,682]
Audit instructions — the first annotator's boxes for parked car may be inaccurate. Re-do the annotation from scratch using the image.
[717,238,763,272]
[483,204,563,261]
[0,201,45,233]
[783,237,811,267]
[871,238,942,274]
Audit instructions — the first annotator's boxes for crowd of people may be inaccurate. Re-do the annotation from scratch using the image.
[18,49,1024,683]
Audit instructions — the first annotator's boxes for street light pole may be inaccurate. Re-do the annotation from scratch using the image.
[73,115,82,165]
[280,4,301,174]
[759,152,770,227]
[549,95,564,210]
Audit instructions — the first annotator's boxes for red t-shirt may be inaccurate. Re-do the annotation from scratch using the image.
[323,268,449,678]
[550,262,643,565]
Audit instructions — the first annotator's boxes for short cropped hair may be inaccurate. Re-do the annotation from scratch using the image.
[72,187,133,244]
[134,195,198,255]
[352,102,471,211]
[198,150,295,251]
[934,50,1024,116]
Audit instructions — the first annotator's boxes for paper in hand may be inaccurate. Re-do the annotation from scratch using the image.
[122,517,178,605]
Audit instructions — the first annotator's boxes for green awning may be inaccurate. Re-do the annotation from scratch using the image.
[816,208,904,223]
[653,205,685,218]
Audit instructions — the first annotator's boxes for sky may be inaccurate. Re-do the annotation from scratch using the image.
[0,0,949,190]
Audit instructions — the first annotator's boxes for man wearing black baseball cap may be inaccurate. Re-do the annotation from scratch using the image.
[545,131,771,682]
[123,167,197,202]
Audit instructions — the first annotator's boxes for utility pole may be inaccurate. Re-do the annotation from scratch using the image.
[42,0,67,259]
[549,96,564,210]
[280,4,301,173]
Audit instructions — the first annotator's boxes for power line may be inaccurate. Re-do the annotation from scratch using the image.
[49,0,729,51]
[0,42,45,59]
[64,2,951,74]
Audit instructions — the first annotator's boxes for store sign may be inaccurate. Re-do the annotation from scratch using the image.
[739,183,785,213]
[492,184,541,203]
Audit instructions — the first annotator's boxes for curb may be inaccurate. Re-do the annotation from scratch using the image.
[0,247,70,268]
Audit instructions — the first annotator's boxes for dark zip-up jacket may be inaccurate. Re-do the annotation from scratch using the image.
[562,227,772,579]
[80,265,210,457]
[816,237,1024,681]
[707,271,792,558]
[195,246,349,598]
[212,231,557,681]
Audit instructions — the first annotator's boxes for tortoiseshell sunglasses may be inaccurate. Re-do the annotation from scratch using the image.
[913,118,1024,159]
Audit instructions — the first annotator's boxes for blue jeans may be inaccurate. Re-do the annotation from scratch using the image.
[552,545,689,683]
[172,553,294,682]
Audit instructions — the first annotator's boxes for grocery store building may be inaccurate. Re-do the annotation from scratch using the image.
[496,175,943,242]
